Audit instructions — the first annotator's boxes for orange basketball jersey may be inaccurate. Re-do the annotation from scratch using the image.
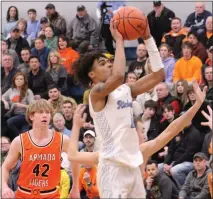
[16,131,62,198]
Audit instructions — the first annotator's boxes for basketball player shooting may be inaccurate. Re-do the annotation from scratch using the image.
[69,81,207,198]
[1,99,78,199]
[69,16,164,197]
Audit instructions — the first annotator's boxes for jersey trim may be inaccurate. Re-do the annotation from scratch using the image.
[20,134,24,162]
[27,130,55,148]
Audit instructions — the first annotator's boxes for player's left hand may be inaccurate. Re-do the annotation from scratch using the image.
[73,104,87,128]
[110,19,123,41]
[201,105,212,130]
[141,18,151,40]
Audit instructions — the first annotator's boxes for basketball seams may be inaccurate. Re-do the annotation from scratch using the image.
[123,7,129,40]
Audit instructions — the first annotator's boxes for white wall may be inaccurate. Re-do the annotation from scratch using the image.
[1,1,212,47]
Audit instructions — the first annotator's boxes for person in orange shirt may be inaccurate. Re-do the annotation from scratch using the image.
[79,165,99,199]
[1,99,80,199]
[173,41,202,83]
[58,35,79,75]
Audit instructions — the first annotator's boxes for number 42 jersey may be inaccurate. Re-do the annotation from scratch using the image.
[16,131,62,198]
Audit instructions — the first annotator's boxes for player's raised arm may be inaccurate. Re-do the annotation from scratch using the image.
[128,20,165,98]
[67,104,99,165]
[2,136,21,199]
[90,20,126,102]
[141,81,207,160]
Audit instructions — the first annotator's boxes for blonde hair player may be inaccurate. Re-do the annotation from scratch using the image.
[1,99,78,199]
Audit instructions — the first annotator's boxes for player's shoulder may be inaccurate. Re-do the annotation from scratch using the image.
[10,136,22,150]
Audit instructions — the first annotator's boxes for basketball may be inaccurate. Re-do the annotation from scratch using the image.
[112,6,148,40]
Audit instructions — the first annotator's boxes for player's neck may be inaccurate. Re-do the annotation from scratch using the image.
[31,126,50,139]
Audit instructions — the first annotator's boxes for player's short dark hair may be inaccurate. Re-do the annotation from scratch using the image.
[146,159,158,167]
[29,55,40,62]
[162,104,174,112]
[144,100,157,111]
[28,8,36,14]
[182,41,193,50]
[73,50,107,88]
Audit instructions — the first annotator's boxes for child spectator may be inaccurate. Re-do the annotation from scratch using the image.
[26,9,40,42]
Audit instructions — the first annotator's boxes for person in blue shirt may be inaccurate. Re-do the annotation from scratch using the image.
[27,9,40,42]
[97,1,125,54]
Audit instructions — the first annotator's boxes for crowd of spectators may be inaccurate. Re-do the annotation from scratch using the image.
[1,1,212,199]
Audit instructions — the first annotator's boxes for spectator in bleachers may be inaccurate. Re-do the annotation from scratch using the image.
[45,3,67,36]
[67,5,99,54]
[202,124,212,160]
[26,9,40,42]
[162,17,187,59]
[1,39,19,68]
[97,1,126,54]
[136,88,158,113]
[159,43,175,86]
[187,31,208,63]
[162,120,202,186]
[138,100,160,141]
[135,118,147,145]
[183,85,210,137]
[47,85,76,113]
[44,26,58,50]
[37,17,50,39]
[125,72,138,84]
[153,105,177,163]
[200,16,213,48]
[156,82,181,120]
[184,2,212,35]
[17,48,30,74]
[28,55,53,99]
[173,79,189,109]
[1,54,18,94]
[46,51,67,94]
[3,6,19,39]
[6,26,29,59]
[2,72,33,138]
[62,100,76,130]
[81,130,97,152]
[179,152,211,199]
[145,160,179,199]
[53,112,71,137]
[58,35,79,76]
[1,136,20,191]
[173,41,202,83]
[202,65,213,109]
[205,43,213,66]
[128,43,148,79]
[31,37,50,69]
[79,164,100,199]
[147,1,175,47]
[16,19,28,40]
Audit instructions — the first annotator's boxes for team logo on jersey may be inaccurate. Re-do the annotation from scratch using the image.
[117,100,132,110]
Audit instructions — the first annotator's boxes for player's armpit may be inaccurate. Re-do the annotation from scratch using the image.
[129,69,164,97]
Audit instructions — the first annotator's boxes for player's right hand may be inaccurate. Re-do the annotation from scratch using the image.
[110,19,123,42]
[2,185,15,199]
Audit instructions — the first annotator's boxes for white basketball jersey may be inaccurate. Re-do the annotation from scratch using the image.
[89,84,143,168]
